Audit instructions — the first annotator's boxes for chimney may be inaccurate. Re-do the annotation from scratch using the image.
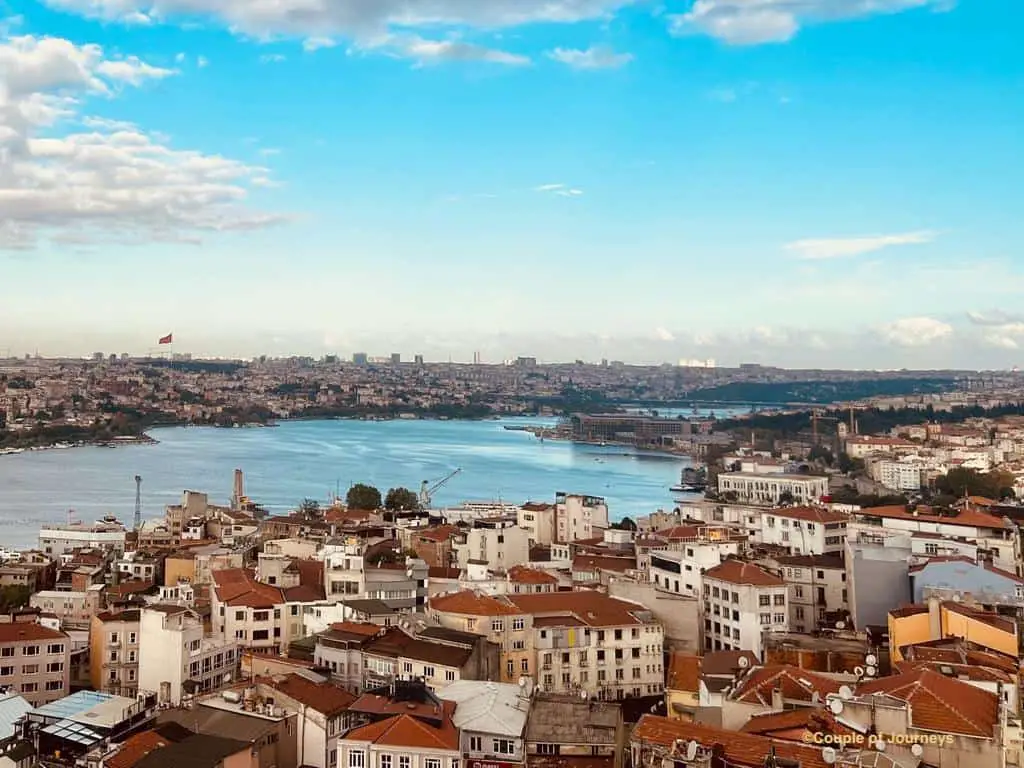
[927,596,942,639]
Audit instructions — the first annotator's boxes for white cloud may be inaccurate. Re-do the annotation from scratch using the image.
[534,183,583,197]
[654,327,674,342]
[0,33,282,251]
[785,230,935,260]
[259,147,281,156]
[197,55,209,68]
[547,45,633,70]
[393,37,530,67]
[260,53,286,63]
[670,0,951,45]
[174,52,185,63]
[41,0,638,38]
[535,183,565,191]
[708,87,737,102]
[303,37,337,52]
[878,317,953,347]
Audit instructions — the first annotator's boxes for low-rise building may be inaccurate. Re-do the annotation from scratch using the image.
[524,695,623,768]
[361,626,500,693]
[89,609,140,697]
[717,473,829,506]
[438,680,532,767]
[314,622,383,691]
[767,554,848,633]
[888,598,1018,662]
[0,621,71,706]
[756,506,848,556]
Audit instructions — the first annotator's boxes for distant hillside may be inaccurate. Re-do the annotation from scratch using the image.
[684,377,958,405]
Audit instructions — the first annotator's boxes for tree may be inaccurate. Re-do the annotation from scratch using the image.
[0,585,31,613]
[612,517,638,531]
[385,487,420,512]
[298,498,321,519]
[346,483,382,511]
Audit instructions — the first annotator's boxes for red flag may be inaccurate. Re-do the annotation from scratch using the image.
[158,334,173,345]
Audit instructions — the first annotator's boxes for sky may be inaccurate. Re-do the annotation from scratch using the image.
[1,0,1023,369]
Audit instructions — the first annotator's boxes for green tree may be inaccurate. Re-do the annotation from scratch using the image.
[298,498,321,519]
[346,483,382,511]
[384,487,420,512]
[0,585,31,613]
[612,517,638,531]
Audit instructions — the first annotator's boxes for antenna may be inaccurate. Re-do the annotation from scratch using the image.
[134,475,142,531]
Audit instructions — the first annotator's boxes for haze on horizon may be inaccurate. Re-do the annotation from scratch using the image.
[2,1,1022,370]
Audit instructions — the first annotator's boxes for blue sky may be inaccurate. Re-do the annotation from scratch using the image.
[2,0,1023,368]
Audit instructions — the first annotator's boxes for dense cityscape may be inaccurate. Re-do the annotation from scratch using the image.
[2,357,1024,768]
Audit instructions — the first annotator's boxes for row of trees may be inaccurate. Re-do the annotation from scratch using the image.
[299,484,422,517]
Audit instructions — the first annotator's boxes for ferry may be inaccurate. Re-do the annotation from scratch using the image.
[0,447,24,456]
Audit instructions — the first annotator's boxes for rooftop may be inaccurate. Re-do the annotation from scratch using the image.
[525,697,621,745]
[703,559,785,588]
[436,680,530,738]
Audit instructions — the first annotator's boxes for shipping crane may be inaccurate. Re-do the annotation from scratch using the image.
[419,468,462,508]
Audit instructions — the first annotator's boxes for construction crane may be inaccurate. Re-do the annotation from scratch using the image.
[810,410,840,446]
[420,468,462,509]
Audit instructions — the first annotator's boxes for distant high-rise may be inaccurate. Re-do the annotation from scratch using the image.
[473,351,481,365]
[352,353,368,365]
[414,354,424,366]
[391,353,401,365]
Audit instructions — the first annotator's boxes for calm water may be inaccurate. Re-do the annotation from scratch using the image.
[0,412,744,548]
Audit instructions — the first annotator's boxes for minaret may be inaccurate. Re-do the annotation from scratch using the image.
[232,469,244,509]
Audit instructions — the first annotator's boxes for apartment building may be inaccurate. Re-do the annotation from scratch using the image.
[322,544,429,611]
[339,691,461,768]
[717,473,829,506]
[555,493,609,544]
[315,622,383,691]
[438,680,531,767]
[428,590,664,700]
[138,604,239,705]
[701,560,789,660]
[756,506,849,556]
[88,609,140,697]
[212,568,324,653]
[518,502,555,545]
[877,460,925,491]
[455,525,531,573]
[649,526,746,597]
[766,555,848,633]
[361,626,498,693]
[0,621,71,706]
[29,586,103,629]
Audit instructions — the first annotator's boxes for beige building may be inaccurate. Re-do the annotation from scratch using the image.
[455,525,531,572]
[0,621,71,706]
[29,586,103,629]
[717,473,829,506]
[555,493,609,543]
[89,609,141,697]
[519,502,556,545]
[429,589,664,700]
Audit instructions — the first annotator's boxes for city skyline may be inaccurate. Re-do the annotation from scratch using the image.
[2,1,1023,368]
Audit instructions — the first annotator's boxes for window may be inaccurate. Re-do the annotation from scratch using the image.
[45,680,62,691]
[47,644,64,655]
[470,736,482,752]
[399,757,411,768]
[46,662,63,673]
[760,613,771,625]
[445,670,456,681]
[512,618,525,631]
[235,610,245,620]
[774,613,786,624]
[537,744,560,756]
[521,659,529,672]
[794,586,804,598]
[23,646,39,656]
[795,607,805,619]
[0,667,13,677]
[109,633,119,644]
[254,611,270,621]
[423,666,435,678]
[425,760,441,768]
[774,594,785,606]
[21,683,37,693]
[128,632,136,644]
[507,660,514,676]
[492,620,504,632]
[330,751,337,768]
[22,664,38,674]
[349,751,365,768]
[493,739,515,755]
[381,756,392,768]
[759,595,770,607]
[403,661,413,673]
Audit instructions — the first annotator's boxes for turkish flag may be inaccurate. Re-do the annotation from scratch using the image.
[158,334,173,345]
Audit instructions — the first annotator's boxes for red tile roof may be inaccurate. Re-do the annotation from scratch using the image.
[330,621,382,637]
[740,708,857,740]
[343,704,459,751]
[632,715,830,768]
[212,568,283,608]
[666,653,701,693]
[262,674,356,716]
[0,622,66,643]
[507,566,558,584]
[771,506,848,524]
[856,668,999,738]
[854,505,1006,529]
[107,730,171,768]
[507,591,651,627]
[704,559,785,587]
[429,591,524,617]
[730,665,842,706]
[571,554,634,574]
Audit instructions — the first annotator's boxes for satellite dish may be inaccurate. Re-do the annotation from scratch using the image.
[874,739,886,752]
[838,685,853,700]
[835,621,846,630]
[223,673,232,683]
[911,744,924,757]
[829,699,844,715]
[685,741,698,761]
[822,747,837,765]
[738,656,751,669]
[865,654,878,666]
[518,676,527,688]
[854,666,865,677]
[866,665,877,677]
[580,690,588,700]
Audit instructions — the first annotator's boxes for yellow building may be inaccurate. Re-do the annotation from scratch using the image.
[163,553,196,587]
[888,598,1018,662]
[664,652,701,720]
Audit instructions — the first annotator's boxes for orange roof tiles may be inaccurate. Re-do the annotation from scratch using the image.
[857,668,999,738]
[571,554,634,574]
[704,559,785,587]
[771,506,848,524]
[330,621,383,637]
[507,591,651,627]
[854,505,1006,529]
[0,622,66,643]
[731,665,842,706]
[666,653,701,693]
[107,730,171,768]
[415,525,460,543]
[507,566,558,584]
[429,591,524,617]
[263,674,356,716]
[740,708,857,740]
[343,705,459,751]
[212,568,283,608]
[632,715,830,768]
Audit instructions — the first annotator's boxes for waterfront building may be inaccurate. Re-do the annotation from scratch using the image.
[700,559,789,660]
[716,472,829,506]
[38,520,126,557]
[554,492,609,544]
[0,620,71,706]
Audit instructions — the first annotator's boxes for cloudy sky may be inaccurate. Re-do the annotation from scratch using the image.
[2,0,1023,368]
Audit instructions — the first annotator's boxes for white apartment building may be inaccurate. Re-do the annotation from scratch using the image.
[38,522,126,557]
[518,502,555,545]
[717,473,829,506]
[455,525,531,572]
[701,559,788,660]
[30,587,104,629]
[843,435,919,459]
[554,493,609,543]
[756,506,849,556]
[138,605,238,705]
[338,703,461,768]
[438,680,531,766]
[877,461,925,491]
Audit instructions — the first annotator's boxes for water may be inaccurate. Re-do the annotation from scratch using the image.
[0,412,745,548]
